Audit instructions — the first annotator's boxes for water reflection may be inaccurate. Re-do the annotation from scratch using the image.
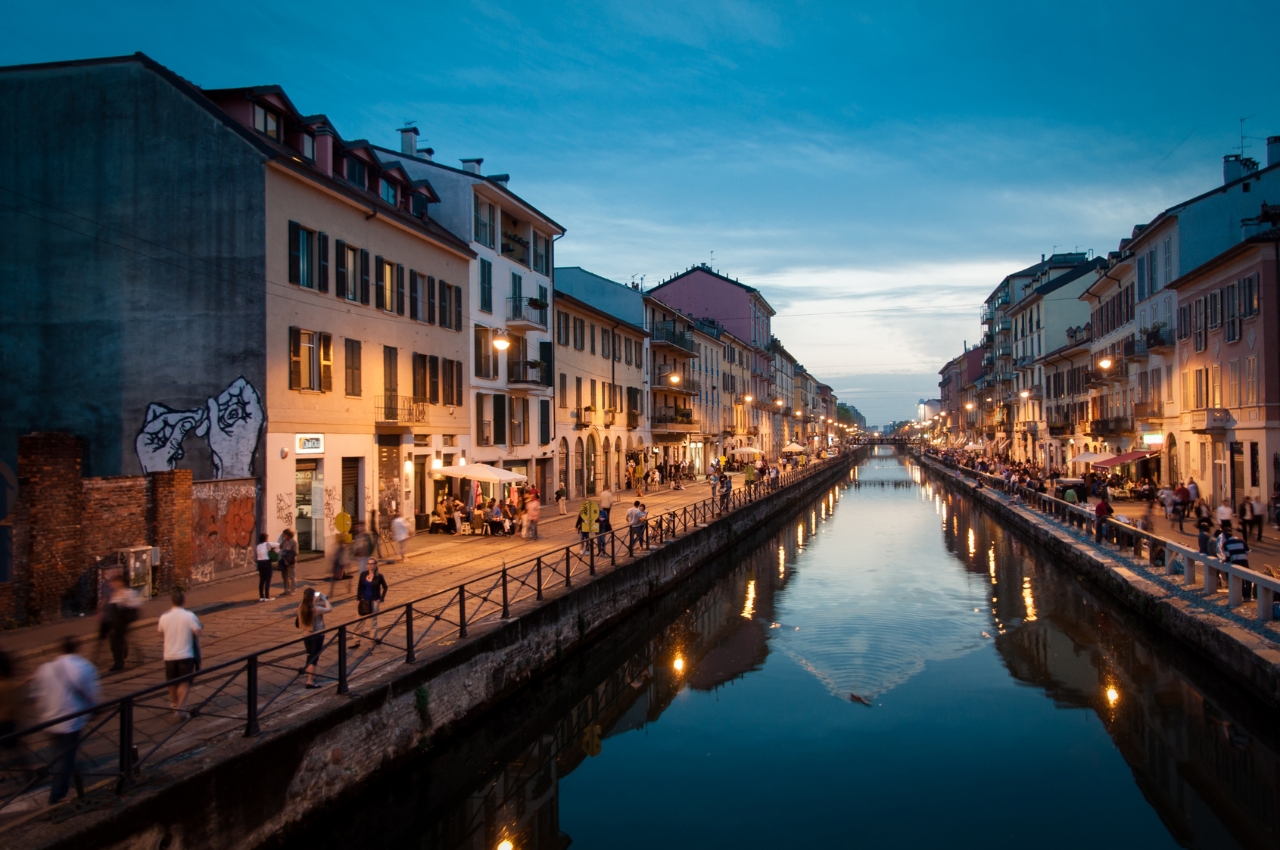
[288,453,1278,850]
[936,466,1280,850]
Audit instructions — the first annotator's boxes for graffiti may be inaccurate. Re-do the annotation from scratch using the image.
[192,479,258,583]
[135,377,264,478]
[324,487,338,534]
[275,491,294,531]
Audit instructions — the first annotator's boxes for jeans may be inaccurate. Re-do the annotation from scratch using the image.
[257,561,273,598]
[629,526,644,550]
[280,563,296,594]
[354,599,381,641]
[47,730,80,803]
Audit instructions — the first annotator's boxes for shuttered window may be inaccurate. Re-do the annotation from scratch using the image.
[409,270,420,320]
[289,326,330,392]
[439,283,452,329]
[318,232,329,293]
[345,339,362,396]
[383,346,398,394]
[539,399,551,445]
[412,353,427,400]
[359,249,371,304]
[375,256,387,310]
[493,394,507,445]
[429,355,440,404]
[396,263,405,315]
[427,275,437,324]
[480,258,493,313]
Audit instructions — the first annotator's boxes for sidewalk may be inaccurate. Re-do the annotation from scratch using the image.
[0,476,739,687]
[1104,498,1280,571]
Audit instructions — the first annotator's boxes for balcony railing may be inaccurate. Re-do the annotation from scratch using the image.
[375,395,429,423]
[507,359,548,385]
[1132,401,1162,420]
[652,410,698,431]
[650,321,695,352]
[1190,408,1230,432]
[626,410,640,429]
[1089,416,1133,436]
[994,317,1012,332]
[506,296,548,329]
[1146,326,1175,351]
[1122,338,1149,359]
[655,367,698,393]
[995,344,1012,357]
[576,407,594,427]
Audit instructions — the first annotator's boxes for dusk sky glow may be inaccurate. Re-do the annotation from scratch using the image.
[12,0,1280,423]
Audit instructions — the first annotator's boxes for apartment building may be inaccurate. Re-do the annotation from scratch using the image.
[647,264,778,459]
[549,280,648,498]
[817,383,837,445]
[772,339,798,452]
[644,295,700,472]
[1039,330,1094,471]
[0,54,476,569]
[377,133,564,498]
[1169,227,1280,505]
[939,348,985,446]
[711,323,757,455]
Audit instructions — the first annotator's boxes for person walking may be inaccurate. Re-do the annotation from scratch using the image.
[1187,478,1200,502]
[575,499,600,556]
[555,484,568,515]
[597,498,613,556]
[524,491,541,540]
[391,513,411,563]
[719,473,731,513]
[328,535,353,598]
[31,637,100,804]
[352,561,389,649]
[1216,498,1235,533]
[278,528,298,595]
[296,588,333,689]
[101,575,142,672]
[1250,492,1266,541]
[350,522,375,574]
[255,533,279,602]
[157,591,202,719]
[626,500,645,552]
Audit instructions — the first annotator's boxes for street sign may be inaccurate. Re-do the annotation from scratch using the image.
[577,500,600,533]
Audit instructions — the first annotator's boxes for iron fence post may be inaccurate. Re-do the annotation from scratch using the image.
[337,626,349,694]
[244,655,260,737]
[501,565,510,618]
[458,585,468,637]
[565,547,573,587]
[610,530,617,567]
[536,556,544,600]
[405,603,416,663]
[117,696,135,793]
[589,537,596,575]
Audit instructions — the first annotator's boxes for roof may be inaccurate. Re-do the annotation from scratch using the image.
[0,53,474,259]
[1016,257,1106,308]
[986,253,1091,302]
[370,144,565,234]
[649,264,777,316]
[550,289,647,335]
[554,266,644,327]
[1168,225,1280,291]
[1122,161,1280,256]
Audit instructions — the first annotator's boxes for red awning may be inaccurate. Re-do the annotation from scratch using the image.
[1093,450,1158,469]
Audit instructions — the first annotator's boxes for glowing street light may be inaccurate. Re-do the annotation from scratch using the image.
[1019,390,1030,398]
[492,329,511,351]
[744,394,754,402]
[1098,356,1113,370]
[667,372,681,385]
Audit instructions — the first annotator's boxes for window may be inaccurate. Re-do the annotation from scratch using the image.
[440,283,453,329]
[559,372,568,407]
[1165,364,1173,401]
[474,326,497,378]
[1136,257,1145,301]
[1147,249,1157,294]
[1177,303,1190,339]
[474,196,495,248]
[532,234,550,275]
[573,317,585,350]
[1207,291,1221,329]
[383,346,398,395]
[575,376,582,410]
[335,242,360,302]
[1151,367,1161,407]
[1163,237,1173,285]
[540,399,551,445]
[625,337,632,365]
[409,271,421,320]
[1223,282,1239,342]
[376,258,397,312]
[253,104,280,140]
[346,157,367,189]
[289,327,332,392]
[426,275,436,323]
[479,258,493,313]
[428,355,440,403]
[1211,364,1221,408]
[1192,299,1206,351]
[589,322,596,355]
[344,339,361,396]
[300,133,315,161]
[510,271,523,302]
[381,179,397,206]
[1246,356,1258,405]
[1241,274,1259,318]
[601,327,610,359]
[556,310,570,345]
[1227,359,1240,407]
[441,359,463,406]
[412,353,427,400]
[288,222,316,289]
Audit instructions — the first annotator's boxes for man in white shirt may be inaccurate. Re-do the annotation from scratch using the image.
[32,636,101,803]
[157,591,203,717]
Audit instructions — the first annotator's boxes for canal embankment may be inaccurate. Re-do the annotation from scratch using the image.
[10,452,860,850]
[915,451,1280,708]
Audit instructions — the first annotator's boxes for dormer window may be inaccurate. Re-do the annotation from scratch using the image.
[381,179,397,206]
[346,157,367,189]
[253,104,280,140]
[300,133,315,161]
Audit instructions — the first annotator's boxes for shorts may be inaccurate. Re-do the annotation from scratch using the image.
[164,658,196,681]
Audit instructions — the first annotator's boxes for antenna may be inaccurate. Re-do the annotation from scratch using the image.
[710,250,715,265]
[1240,115,1255,158]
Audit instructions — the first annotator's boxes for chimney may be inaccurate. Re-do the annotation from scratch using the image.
[488,173,510,187]
[1269,136,1280,169]
[399,125,419,156]
[313,126,335,178]
[1224,154,1243,184]
[417,146,434,161]
[460,158,483,175]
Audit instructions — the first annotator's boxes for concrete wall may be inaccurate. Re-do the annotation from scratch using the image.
[13,453,859,850]
[0,58,269,481]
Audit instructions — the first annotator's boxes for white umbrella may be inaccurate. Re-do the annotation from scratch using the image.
[963,443,983,451]
[730,447,763,455]
[782,442,805,453]
[435,463,527,483]
[1070,452,1116,465]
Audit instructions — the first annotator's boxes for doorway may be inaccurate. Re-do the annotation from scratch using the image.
[295,460,318,551]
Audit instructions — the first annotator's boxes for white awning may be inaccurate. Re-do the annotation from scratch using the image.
[435,463,527,483]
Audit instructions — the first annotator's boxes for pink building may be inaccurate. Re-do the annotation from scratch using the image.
[1170,226,1280,506]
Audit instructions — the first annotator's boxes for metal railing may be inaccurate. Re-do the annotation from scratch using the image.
[375,395,429,423]
[650,321,695,352]
[506,296,548,328]
[0,451,855,817]
[920,451,1280,625]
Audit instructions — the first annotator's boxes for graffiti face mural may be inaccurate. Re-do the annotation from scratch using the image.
[135,377,264,478]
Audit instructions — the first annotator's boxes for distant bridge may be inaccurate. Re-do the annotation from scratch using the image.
[852,436,923,446]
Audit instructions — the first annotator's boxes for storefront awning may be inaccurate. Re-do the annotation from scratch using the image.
[1092,450,1158,469]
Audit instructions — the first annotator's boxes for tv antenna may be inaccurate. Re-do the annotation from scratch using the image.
[1240,116,1255,158]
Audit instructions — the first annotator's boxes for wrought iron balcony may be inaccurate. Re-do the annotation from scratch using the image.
[650,321,695,353]
[375,395,429,424]
[1146,326,1175,352]
[506,296,548,330]
[507,359,548,386]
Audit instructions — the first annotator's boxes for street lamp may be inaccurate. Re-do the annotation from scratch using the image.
[1098,356,1112,370]
[965,402,974,410]
[492,329,511,351]
[775,399,784,407]
[744,394,753,402]
[1019,390,1030,399]
[667,372,681,385]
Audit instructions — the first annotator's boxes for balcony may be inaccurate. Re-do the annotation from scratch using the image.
[1146,326,1175,352]
[506,296,548,331]
[995,344,1012,357]
[652,409,698,433]
[995,372,1016,383]
[1046,416,1073,436]
[1089,416,1133,436]
[982,354,995,368]
[507,359,548,386]
[1190,408,1231,432]
[1132,401,1162,420]
[994,317,1012,333]
[650,321,695,353]
[995,290,1010,307]
[601,409,617,427]
[375,395,429,424]
[627,410,641,429]
[655,366,698,394]
[575,407,594,428]
[478,419,493,446]
[981,305,996,323]
[1122,338,1149,360]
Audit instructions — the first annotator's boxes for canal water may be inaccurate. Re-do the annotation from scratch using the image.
[287,448,1278,850]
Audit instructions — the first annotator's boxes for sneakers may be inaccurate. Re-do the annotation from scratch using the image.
[259,597,271,602]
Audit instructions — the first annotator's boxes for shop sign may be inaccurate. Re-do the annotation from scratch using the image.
[295,433,325,454]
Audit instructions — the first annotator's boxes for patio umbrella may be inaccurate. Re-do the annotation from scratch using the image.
[730,447,763,455]
[435,463,527,483]
[782,442,805,453]
[1070,452,1116,465]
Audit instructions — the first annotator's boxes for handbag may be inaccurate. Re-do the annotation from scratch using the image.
[268,548,280,564]
[357,598,372,617]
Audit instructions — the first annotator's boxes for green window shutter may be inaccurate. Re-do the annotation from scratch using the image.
[375,256,386,310]
[318,232,329,293]
[396,264,405,315]
[335,240,347,299]
[427,275,437,324]
[360,249,371,304]
[454,286,462,332]
[288,221,301,284]
[288,327,302,389]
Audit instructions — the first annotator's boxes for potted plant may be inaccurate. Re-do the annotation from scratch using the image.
[526,297,548,310]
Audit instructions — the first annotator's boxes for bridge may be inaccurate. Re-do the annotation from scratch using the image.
[851,435,923,446]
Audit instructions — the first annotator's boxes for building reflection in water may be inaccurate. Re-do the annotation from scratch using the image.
[936,477,1280,850]
[407,486,834,850]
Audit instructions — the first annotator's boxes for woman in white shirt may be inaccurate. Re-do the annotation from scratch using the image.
[254,533,278,602]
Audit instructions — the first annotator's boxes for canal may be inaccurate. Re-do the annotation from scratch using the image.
[282,448,1279,850]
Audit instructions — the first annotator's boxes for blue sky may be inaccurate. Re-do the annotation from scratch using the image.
[11,1,1280,424]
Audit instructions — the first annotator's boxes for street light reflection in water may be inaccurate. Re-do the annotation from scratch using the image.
[286,453,1278,850]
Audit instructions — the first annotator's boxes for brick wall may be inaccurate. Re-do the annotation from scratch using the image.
[149,469,193,593]
[83,476,149,565]
[13,433,86,622]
